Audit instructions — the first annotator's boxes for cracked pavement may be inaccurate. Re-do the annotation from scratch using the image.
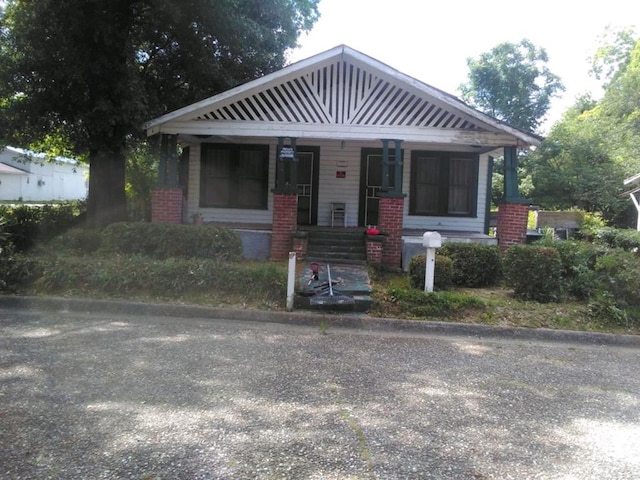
[1,307,639,479]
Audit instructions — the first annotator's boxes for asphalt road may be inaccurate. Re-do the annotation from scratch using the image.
[1,307,639,479]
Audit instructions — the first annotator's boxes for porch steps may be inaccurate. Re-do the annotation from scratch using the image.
[305,230,367,264]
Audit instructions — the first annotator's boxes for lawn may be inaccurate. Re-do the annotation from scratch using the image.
[366,268,639,336]
[18,253,636,336]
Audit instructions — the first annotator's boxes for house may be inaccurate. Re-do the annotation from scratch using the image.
[144,45,540,266]
[0,146,88,202]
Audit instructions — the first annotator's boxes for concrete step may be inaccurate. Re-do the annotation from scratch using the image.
[306,231,366,263]
[307,239,365,248]
[307,253,367,263]
[294,294,373,312]
[307,244,365,253]
[307,256,367,265]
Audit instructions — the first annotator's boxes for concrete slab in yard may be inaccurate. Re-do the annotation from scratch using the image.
[295,261,372,311]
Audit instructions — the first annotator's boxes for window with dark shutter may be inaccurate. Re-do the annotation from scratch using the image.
[200,144,269,209]
[410,151,478,217]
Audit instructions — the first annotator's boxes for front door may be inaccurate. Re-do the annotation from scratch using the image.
[358,148,397,226]
[296,147,320,226]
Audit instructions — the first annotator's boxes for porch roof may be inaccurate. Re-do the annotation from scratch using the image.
[144,45,541,149]
[0,162,28,175]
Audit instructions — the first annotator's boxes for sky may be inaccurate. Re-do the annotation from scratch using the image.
[288,0,640,133]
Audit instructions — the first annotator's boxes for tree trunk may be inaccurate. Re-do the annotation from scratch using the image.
[86,141,128,227]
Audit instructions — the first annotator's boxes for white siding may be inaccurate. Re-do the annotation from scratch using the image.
[0,149,87,202]
[315,140,362,227]
[186,138,371,227]
[0,174,24,200]
[185,138,489,233]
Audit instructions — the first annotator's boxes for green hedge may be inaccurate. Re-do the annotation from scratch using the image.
[46,227,102,254]
[0,246,41,293]
[438,242,502,287]
[1,222,246,293]
[534,239,610,300]
[594,250,640,308]
[503,245,563,302]
[383,287,485,318]
[0,202,84,252]
[34,255,286,301]
[408,254,453,291]
[586,227,640,252]
[100,222,242,261]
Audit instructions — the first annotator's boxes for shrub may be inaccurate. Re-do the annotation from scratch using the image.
[0,202,85,252]
[534,238,610,300]
[576,211,606,239]
[46,228,102,254]
[588,291,628,326]
[0,244,41,293]
[0,217,36,292]
[503,245,563,302]
[590,227,640,253]
[383,287,485,318]
[0,216,10,246]
[34,255,286,302]
[593,249,640,308]
[100,222,242,261]
[408,254,453,291]
[0,205,41,251]
[37,203,81,240]
[438,242,502,287]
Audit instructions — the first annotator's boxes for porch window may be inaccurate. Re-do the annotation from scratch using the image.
[410,151,478,216]
[200,144,269,209]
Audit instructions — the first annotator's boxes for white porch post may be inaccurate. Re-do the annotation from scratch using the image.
[630,194,640,231]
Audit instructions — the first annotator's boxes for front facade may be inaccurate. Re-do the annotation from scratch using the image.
[184,139,489,230]
[145,45,539,266]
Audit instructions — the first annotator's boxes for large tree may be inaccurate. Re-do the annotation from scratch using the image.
[529,33,640,226]
[459,39,564,133]
[0,0,319,226]
[528,98,631,222]
[590,26,637,89]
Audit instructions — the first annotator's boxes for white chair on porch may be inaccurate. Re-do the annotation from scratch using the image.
[331,202,346,227]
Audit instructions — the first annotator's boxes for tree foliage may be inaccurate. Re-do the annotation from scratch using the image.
[590,26,637,88]
[459,39,564,133]
[528,100,631,223]
[0,0,319,226]
[529,33,640,226]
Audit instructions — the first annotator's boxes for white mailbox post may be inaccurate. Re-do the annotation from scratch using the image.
[422,232,442,293]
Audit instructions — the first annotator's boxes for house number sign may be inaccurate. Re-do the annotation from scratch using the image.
[279,146,295,160]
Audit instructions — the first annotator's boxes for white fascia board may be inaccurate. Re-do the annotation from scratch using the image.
[157,120,522,146]
[624,172,640,185]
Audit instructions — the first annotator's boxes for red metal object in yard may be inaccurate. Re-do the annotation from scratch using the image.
[310,262,319,281]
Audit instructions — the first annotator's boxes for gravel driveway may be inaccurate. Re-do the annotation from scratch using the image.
[1,307,639,479]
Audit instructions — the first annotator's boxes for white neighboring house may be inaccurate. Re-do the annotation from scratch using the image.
[623,172,640,231]
[0,146,88,202]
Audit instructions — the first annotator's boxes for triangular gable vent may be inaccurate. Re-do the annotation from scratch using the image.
[196,59,480,130]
